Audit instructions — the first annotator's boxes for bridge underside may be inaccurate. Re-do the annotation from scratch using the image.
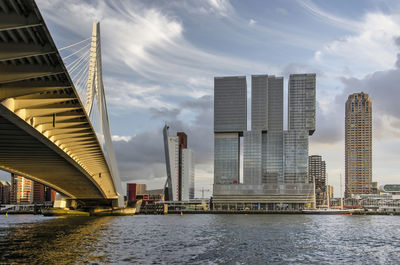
[0,104,107,202]
[0,0,121,206]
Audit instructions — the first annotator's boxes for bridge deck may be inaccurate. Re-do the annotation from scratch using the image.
[0,0,119,204]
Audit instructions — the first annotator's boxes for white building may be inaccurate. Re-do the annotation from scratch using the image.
[164,126,195,201]
[182,148,195,200]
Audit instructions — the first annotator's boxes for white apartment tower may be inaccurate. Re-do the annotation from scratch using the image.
[163,126,195,201]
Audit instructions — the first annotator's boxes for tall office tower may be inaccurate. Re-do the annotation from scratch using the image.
[345,92,372,198]
[285,74,316,184]
[10,174,33,204]
[288,74,316,135]
[251,75,283,131]
[214,76,247,185]
[284,130,309,183]
[213,73,316,210]
[0,180,11,204]
[250,75,284,184]
[309,155,327,206]
[163,126,195,201]
[262,131,284,184]
[243,130,262,184]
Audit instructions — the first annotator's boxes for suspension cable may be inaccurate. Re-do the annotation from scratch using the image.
[59,37,91,51]
[71,59,89,83]
[62,43,91,60]
[66,49,89,69]
[68,51,90,75]
[74,65,89,92]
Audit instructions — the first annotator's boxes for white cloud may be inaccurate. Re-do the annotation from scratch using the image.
[112,135,132,142]
[249,18,257,26]
[206,0,234,17]
[297,0,361,32]
[312,12,400,77]
[37,0,279,111]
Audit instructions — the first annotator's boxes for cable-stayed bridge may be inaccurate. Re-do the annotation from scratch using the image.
[0,0,123,208]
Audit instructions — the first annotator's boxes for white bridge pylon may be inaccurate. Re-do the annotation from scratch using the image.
[83,22,123,205]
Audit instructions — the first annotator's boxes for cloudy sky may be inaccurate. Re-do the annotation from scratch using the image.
[2,0,400,197]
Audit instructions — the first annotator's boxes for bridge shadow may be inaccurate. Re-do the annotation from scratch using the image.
[0,216,114,264]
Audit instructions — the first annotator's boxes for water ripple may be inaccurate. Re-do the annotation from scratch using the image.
[0,214,399,264]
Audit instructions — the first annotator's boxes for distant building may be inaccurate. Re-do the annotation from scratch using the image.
[309,155,326,206]
[127,183,146,202]
[32,182,56,203]
[327,185,334,201]
[11,174,56,204]
[0,180,11,204]
[45,186,56,202]
[371,182,378,194]
[126,183,164,204]
[163,126,195,201]
[11,174,33,204]
[379,184,400,195]
[33,182,45,203]
[345,92,372,198]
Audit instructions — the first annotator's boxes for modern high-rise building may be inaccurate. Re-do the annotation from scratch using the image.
[309,155,327,206]
[0,180,11,204]
[33,182,45,203]
[345,92,372,198]
[214,76,247,186]
[288,74,316,135]
[11,174,33,204]
[163,126,195,201]
[10,174,56,204]
[213,73,316,210]
[251,75,283,131]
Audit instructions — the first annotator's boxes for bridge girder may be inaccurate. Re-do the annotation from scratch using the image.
[0,0,121,206]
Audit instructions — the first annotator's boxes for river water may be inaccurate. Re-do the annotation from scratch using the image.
[0,214,399,264]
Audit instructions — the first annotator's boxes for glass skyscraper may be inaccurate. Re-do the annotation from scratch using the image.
[214,76,247,185]
[213,73,316,210]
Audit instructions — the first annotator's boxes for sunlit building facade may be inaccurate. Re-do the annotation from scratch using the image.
[345,92,372,198]
[0,180,11,204]
[11,174,33,204]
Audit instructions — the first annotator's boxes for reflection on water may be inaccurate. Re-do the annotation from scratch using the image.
[0,214,400,264]
[0,216,113,264]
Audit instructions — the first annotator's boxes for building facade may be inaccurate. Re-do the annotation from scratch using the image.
[0,180,11,204]
[163,127,195,201]
[10,174,56,204]
[214,76,247,186]
[33,182,45,203]
[309,155,327,206]
[345,92,372,198]
[213,74,316,210]
[11,174,33,204]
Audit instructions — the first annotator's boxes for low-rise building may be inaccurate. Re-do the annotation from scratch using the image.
[126,183,164,205]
